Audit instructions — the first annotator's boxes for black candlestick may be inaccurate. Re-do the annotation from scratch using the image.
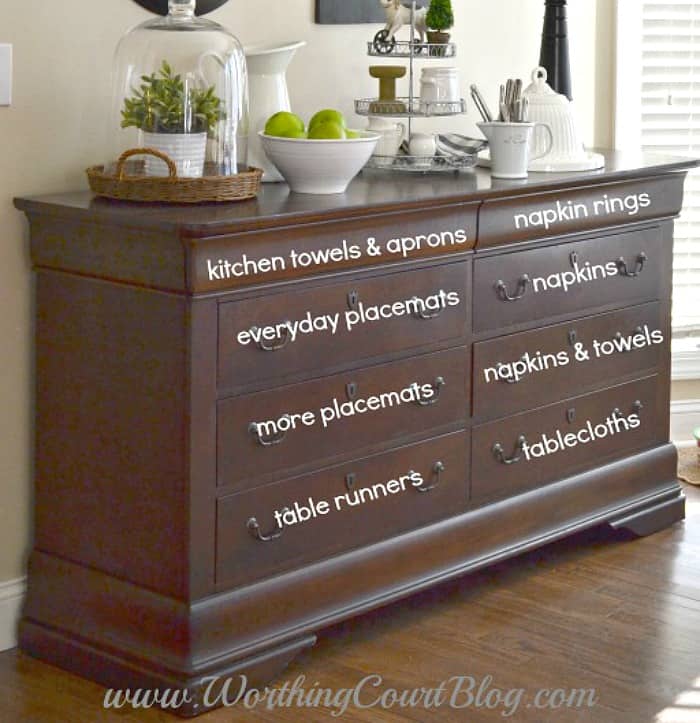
[539,0,572,100]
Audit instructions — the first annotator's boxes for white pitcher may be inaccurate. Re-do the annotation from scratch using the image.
[245,41,306,182]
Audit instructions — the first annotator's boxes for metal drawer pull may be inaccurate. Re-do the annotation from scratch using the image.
[502,356,527,384]
[569,251,579,268]
[411,291,445,320]
[495,275,530,302]
[568,329,578,347]
[416,377,445,406]
[617,252,647,278]
[347,290,359,310]
[345,472,356,490]
[612,400,644,418]
[249,323,292,352]
[614,327,644,349]
[249,420,287,447]
[247,508,288,542]
[414,461,445,493]
[492,435,527,465]
[346,382,358,400]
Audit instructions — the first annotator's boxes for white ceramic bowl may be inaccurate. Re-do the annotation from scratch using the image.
[259,131,380,194]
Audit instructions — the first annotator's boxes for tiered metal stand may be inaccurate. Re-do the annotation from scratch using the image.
[356,2,473,172]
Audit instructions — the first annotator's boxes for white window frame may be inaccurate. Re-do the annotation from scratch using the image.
[614,0,700,380]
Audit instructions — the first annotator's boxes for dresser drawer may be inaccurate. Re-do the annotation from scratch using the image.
[216,432,468,588]
[473,227,664,333]
[473,302,666,421]
[218,347,469,491]
[218,261,470,393]
[471,374,667,503]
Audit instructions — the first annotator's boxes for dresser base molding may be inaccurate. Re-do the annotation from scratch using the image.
[608,490,685,537]
[19,621,316,718]
[19,444,683,717]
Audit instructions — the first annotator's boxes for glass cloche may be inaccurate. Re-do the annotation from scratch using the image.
[105,0,248,179]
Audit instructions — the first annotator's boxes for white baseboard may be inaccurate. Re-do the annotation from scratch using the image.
[671,399,700,445]
[0,577,26,651]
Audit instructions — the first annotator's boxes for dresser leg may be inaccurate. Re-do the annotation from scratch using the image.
[20,619,317,718]
[608,488,685,537]
[184,633,318,717]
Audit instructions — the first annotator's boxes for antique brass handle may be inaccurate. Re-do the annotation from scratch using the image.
[617,252,647,278]
[500,355,527,385]
[249,323,292,352]
[413,461,445,493]
[633,399,644,413]
[411,291,445,320]
[249,420,287,447]
[613,400,644,418]
[415,377,446,406]
[247,508,288,542]
[495,275,530,302]
[613,327,644,350]
[492,435,527,465]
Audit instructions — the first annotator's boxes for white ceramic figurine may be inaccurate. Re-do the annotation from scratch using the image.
[379,0,428,43]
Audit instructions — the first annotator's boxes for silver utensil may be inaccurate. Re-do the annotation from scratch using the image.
[470,84,493,123]
[498,78,526,122]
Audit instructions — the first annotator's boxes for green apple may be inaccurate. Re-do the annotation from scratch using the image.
[345,129,360,139]
[308,121,346,140]
[264,111,305,138]
[309,109,346,132]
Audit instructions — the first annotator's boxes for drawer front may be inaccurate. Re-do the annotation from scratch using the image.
[473,227,664,333]
[218,261,470,393]
[218,347,469,491]
[471,374,667,503]
[190,202,478,293]
[216,432,468,588]
[477,174,686,248]
[473,302,666,421]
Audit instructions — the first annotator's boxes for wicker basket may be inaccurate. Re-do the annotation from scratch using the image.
[86,148,263,203]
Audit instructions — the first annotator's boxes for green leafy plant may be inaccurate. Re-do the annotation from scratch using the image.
[121,60,223,135]
[426,0,454,31]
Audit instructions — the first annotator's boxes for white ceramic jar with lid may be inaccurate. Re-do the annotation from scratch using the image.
[522,66,604,172]
[420,66,460,106]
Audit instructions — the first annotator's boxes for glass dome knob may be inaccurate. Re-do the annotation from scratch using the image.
[169,0,197,16]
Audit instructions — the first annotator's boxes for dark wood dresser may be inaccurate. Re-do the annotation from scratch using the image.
[14,152,697,716]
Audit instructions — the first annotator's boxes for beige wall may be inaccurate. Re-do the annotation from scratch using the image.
[672,380,700,402]
[0,0,678,584]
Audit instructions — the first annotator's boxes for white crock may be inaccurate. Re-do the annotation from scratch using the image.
[245,41,306,183]
[420,66,460,105]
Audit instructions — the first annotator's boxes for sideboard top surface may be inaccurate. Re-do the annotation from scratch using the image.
[14,151,699,238]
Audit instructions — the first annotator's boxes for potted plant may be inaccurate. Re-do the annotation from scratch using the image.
[426,0,454,54]
[121,60,223,177]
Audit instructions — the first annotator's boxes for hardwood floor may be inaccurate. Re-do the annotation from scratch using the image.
[1,483,699,723]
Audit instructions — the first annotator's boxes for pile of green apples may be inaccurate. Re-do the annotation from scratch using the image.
[264,109,360,140]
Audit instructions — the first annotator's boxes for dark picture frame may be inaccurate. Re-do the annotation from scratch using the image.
[315,0,429,25]
[315,0,386,24]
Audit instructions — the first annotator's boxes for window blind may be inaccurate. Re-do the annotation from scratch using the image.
[641,1,700,336]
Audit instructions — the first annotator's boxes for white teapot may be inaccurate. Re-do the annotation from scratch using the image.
[523,66,604,172]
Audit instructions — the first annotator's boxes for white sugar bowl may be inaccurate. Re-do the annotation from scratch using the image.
[522,66,604,172]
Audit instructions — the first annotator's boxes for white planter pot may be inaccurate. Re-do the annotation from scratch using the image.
[141,132,207,178]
